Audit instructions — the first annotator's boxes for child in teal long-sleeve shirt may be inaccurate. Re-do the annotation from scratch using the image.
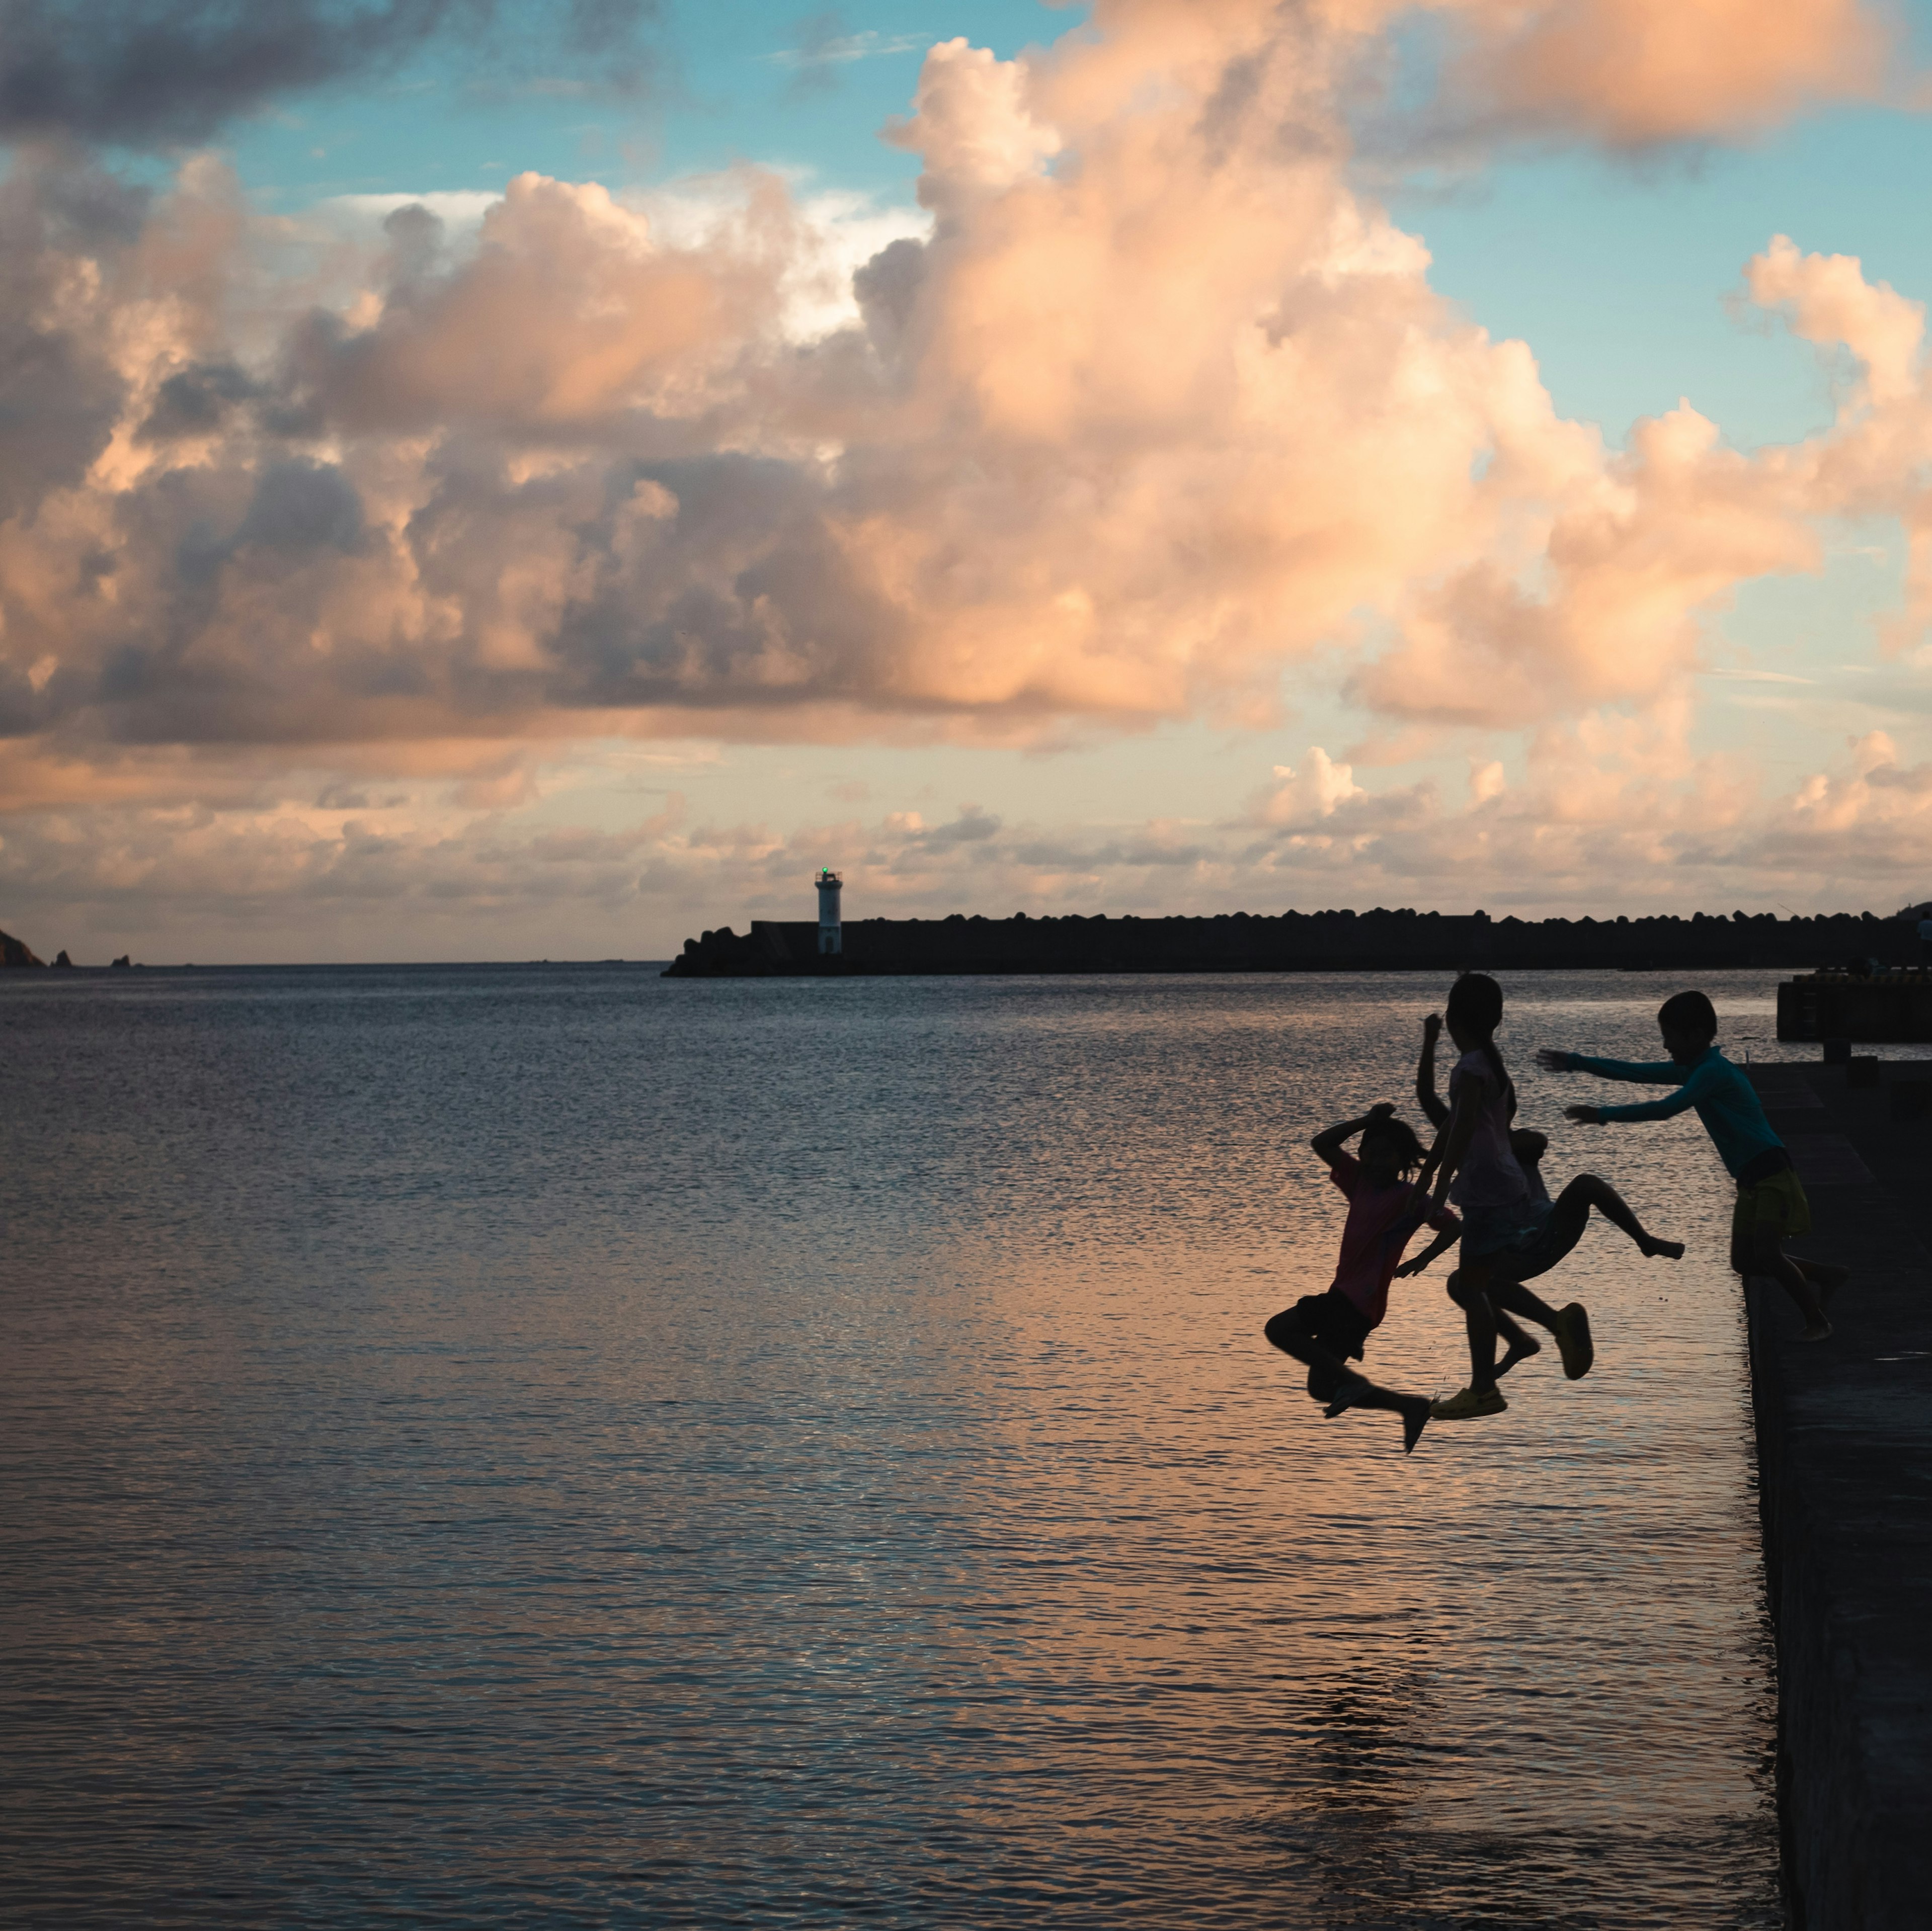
[1538,990,1844,1339]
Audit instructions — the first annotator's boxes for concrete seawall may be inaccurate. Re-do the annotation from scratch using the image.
[1745,1062,1932,1927]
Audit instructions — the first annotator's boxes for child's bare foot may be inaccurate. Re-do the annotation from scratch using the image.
[1641,1235,1685,1260]
[1802,1318,1833,1341]
[1400,1398,1431,1454]
[1495,1332,1543,1379]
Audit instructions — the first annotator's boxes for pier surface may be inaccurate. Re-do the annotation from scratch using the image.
[1745,1061,1932,1927]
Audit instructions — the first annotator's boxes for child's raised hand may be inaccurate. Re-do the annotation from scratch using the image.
[1563,1104,1602,1126]
[1423,1013,1442,1042]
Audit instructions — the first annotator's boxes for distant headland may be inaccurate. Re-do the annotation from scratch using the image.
[0,928,126,969]
[0,927,45,968]
[664,906,1929,978]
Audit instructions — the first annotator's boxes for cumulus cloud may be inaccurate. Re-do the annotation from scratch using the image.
[3,2,1921,791]
[0,25,1657,774]
[1258,747,1367,827]
[1746,234,1925,407]
[1,0,1930,950]
[1747,730,1932,875]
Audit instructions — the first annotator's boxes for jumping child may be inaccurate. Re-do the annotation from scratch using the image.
[1418,973,1591,1421]
[1538,989,1846,1340]
[1263,1103,1461,1454]
[1414,1012,1683,1387]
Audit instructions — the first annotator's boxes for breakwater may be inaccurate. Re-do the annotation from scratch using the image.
[1744,1062,1932,1927]
[665,907,1922,977]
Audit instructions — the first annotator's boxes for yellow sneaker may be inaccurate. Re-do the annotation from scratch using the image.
[1430,1386,1508,1420]
[1554,1304,1594,1381]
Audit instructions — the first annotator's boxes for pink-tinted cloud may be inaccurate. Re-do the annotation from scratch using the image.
[1452,0,1892,147]
[0,0,1929,953]
[0,5,1915,796]
[1747,234,1925,407]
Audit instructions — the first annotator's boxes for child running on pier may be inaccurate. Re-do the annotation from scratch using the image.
[1263,1104,1461,1454]
[1414,1012,1683,1392]
[1539,990,1845,1340]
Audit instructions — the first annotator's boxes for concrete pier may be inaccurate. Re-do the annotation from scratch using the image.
[1745,1061,1932,1927]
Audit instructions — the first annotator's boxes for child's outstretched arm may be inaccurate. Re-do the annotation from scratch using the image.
[1311,1102,1393,1170]
[1547,1053,1719,1127]
[1415,1014,1450,1129]
[1565,1082,1702,1128]
[1536,1047,1681,1084]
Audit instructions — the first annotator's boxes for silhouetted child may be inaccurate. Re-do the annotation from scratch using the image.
[1263,1104,1460,1454]
[1415,1012,1682,1387]
[1539,989,1845,1340]
[1417,973,1590,1420]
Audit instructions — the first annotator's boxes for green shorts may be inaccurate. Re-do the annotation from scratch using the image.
[1731,1165,1812,1263]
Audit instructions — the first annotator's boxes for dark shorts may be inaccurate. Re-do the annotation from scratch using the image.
[1730,1165,1812,1269]
[1282,1289,1372,1402]
[1486,1205,1568,1283]
[1461,1195,1555,1261]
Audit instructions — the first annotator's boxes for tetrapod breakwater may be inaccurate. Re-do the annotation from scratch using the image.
[664,907,1926,979]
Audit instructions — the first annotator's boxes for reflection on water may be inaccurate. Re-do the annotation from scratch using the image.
[3,968,1782,1925]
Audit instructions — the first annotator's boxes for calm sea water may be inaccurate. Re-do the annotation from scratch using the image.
[4,967,1792,1928]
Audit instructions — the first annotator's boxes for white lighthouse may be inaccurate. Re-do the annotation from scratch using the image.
[816,869,843,955]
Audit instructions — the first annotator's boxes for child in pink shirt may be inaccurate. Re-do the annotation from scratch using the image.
[1263,1104,1461,1454]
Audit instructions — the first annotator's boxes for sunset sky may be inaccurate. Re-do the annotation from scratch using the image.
[8,0,1932,961]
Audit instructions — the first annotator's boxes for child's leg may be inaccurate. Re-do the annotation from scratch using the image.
[1324,1380,1417,1417]
[1488,1274,1563,1329]
[1320,1374,1434,1452]
[1730,1197,1831,1338]
[1549,1174,1683,1261]
[1471,1248,1565,1334]
[1745,1233,1831,1338]
[1262,1307,1432,1451]
[1263,1305,1359,1393]
[1492,1305,1542,1376]
[1468,1262,1597,1384]
[1791,1256,1851,1302]
[1453,1274,1546,1382]
[1447,1265,1503,1391]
